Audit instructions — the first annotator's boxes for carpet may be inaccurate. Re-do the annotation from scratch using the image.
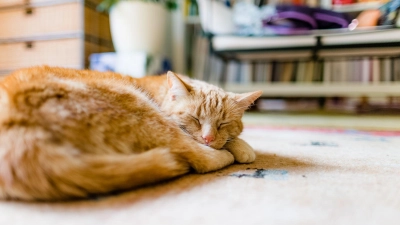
[1,125,400,225]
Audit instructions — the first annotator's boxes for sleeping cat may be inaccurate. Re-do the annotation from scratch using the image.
[0,66,261,201]
[134,72,262,163]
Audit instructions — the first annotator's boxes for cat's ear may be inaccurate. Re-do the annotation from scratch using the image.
[234,90,263,109]
[167,71,191,101]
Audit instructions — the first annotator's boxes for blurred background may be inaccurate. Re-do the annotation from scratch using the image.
[1,0,400,115]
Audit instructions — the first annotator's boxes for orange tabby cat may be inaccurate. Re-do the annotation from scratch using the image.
[0,66,261,201]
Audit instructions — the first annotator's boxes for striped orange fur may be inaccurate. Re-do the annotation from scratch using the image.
[0,66,261,201]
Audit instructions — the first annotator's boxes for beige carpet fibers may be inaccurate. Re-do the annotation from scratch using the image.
[1,113,400,225]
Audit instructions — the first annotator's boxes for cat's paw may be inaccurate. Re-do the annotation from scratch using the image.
[224,138,256,163]
[192,148,234,174]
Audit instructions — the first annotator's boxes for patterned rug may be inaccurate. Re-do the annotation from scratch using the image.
[1,126,399,225]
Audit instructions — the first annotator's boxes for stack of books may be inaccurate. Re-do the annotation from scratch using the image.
[196,57,400,84]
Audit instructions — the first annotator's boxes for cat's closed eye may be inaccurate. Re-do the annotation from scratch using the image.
[189,115,200,125]
[218,122,230,129]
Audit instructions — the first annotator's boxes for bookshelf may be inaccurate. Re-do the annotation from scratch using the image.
[224,83,400,97]
[183,0,400,103]
[207,28,400,98]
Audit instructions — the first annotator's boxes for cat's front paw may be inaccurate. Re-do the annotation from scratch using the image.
[224,138,256,163]
[193,148,235,173]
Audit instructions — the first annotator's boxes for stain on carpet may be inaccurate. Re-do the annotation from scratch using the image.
[230,169,288,180]
[309,141,338,147]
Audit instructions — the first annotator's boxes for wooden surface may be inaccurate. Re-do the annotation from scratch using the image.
[0,3,81,39]
[0,38,114,72]
[0,0,51,8]
[0,38,82,71]
[0,0,113,72]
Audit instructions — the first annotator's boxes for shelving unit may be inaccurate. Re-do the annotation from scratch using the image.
[224,83,400,97]
[209,27,400,98]
[181,0,400,103]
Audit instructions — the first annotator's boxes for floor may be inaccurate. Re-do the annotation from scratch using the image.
[1,112,399,225]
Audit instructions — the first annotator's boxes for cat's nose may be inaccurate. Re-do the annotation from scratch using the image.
[202,135,215,145]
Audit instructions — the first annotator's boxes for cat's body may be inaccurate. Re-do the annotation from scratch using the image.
[0,66,261,201]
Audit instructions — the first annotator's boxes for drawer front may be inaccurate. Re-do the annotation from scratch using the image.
[0,38,82,72]
[0,0,51,8]
[0,3,81,39]
[0,0,104,9]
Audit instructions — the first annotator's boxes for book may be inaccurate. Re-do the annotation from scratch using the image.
[323,60,332,83]
[265,62,273,83]
[330,59,347,82]
[372,57,380,83]
[239,61,253,84]
[304,61,315,82]
[313,61,323,82]
[281,62,294,82]
[361,57,370,84]
[208,55,223,84]
[334,59,347,82]
[380,57,392,82]
[226,61,240,83]
[254,62,266,82]
[347,59,355,82]
[272,62,284,82]
[394,58,400,81]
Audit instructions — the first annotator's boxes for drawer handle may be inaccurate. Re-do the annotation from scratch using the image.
[25,7,33,15]
[24,0,32,14]
[26,42,33,49]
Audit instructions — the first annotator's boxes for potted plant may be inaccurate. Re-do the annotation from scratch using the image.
[98,0,177,55]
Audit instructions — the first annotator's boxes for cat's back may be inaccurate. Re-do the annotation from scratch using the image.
[0,66,138,93]
[0,66,166,156]
[0,66,160,121]
[0,66,146,107]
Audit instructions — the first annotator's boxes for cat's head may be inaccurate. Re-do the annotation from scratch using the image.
[161,71,262,150]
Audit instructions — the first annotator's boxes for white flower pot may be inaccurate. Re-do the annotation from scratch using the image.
[110,1,168,55]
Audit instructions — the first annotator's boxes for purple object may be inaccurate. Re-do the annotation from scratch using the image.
[262,5,352,35]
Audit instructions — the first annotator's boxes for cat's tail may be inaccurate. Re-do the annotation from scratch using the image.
[0,146,190,201]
